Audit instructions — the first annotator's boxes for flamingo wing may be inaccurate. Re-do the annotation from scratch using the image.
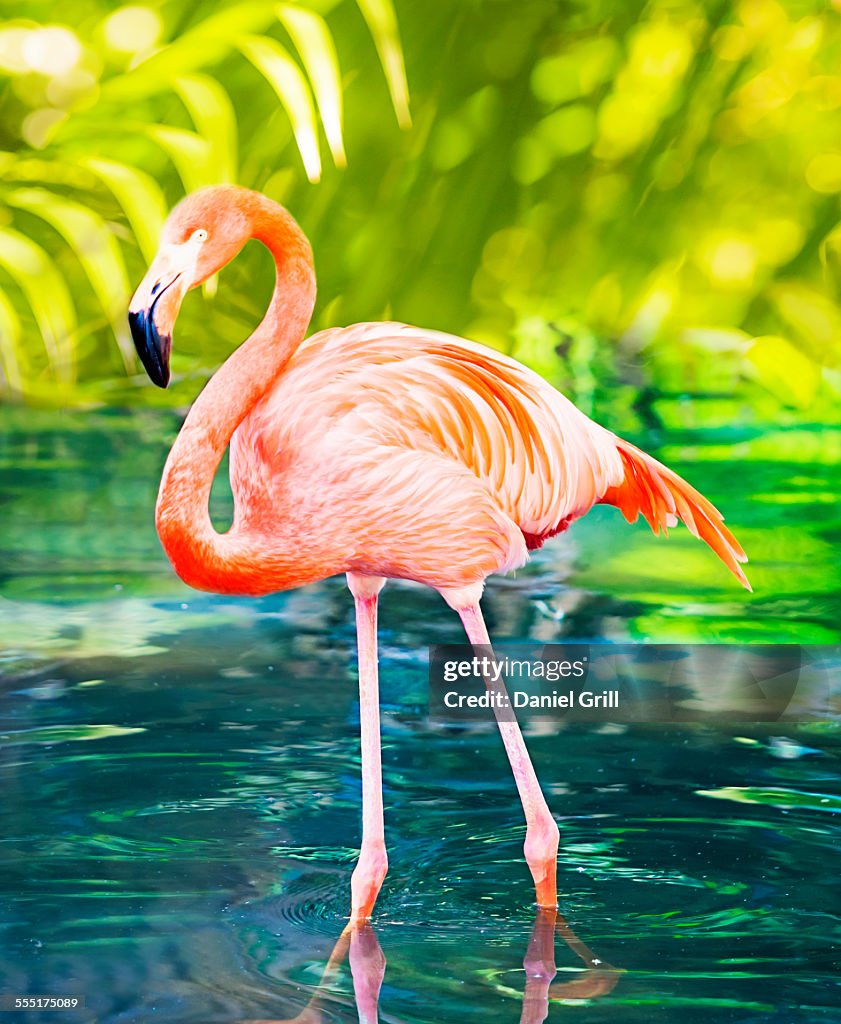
[235,322,748,588]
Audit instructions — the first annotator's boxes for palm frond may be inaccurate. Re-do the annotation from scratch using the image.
[0,287,25,394]
[278,5,346,167]
[239,35,323,183]
[99,3,278,102]
[0,227,77,382]
[146,126,217,192]
[174,74,239,184]
[79,159,168,264]
[0,0,413,397]
[354,0,411,129]
[7,188,134,370]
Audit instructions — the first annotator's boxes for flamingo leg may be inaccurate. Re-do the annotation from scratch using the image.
[458,603,560,908]
[347,573,388,925]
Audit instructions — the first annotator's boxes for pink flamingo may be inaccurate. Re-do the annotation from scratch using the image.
[128,186,749,927]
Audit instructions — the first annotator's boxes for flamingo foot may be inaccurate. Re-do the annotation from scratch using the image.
[349,841,388,925]
[525,814,560,909]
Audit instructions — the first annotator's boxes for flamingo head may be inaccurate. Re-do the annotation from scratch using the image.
[128,186,252,387]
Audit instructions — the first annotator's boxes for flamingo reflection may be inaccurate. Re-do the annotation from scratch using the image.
[244,908,620,1023]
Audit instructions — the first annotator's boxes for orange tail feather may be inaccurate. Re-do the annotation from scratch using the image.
[599,438,751,590]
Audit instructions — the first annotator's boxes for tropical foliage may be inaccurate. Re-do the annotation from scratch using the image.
[0,0,408,402]
[1,0,841,420]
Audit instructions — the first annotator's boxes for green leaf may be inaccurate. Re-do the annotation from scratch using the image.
[238,34,322,182]
[277,4,346,167]
[100,2,278,102]
[0,151,96,189]
[79,158,167,263]
[7,188,134,371]
[174,74,239,184]
[146,125,217,193]
[0,286,24,393]
[355,0,411,129]
[0,227,77,381]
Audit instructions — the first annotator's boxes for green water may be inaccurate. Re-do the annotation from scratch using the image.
[1,405,839,1022]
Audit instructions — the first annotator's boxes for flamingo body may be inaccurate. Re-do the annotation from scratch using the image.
[229,322,618,593]
[169,319,748,600]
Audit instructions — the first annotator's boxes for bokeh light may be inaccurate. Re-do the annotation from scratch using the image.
[103,6,162,55]
[0,0,839,417]
[22,26,82,75]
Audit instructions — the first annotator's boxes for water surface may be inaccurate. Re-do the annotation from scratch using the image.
[1,405,839,1022]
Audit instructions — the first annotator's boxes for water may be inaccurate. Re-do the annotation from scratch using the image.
[1,405,840,1022]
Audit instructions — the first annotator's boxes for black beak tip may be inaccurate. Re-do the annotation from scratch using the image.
[128,308,171,389]
[151,360,171,389]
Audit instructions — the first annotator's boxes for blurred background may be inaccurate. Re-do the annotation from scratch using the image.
[1,0,841,420]
[1,0,840,633]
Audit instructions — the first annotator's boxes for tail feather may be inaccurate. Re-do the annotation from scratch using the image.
[599,438,751,591]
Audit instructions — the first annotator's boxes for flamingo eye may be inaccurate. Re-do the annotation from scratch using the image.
[191,228,208,243]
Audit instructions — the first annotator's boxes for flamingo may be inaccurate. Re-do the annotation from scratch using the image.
[128,185,749,927]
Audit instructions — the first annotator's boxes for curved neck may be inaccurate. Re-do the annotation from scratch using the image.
[155,197,316,593]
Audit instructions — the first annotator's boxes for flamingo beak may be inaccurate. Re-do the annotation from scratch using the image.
[128,246,192,388]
